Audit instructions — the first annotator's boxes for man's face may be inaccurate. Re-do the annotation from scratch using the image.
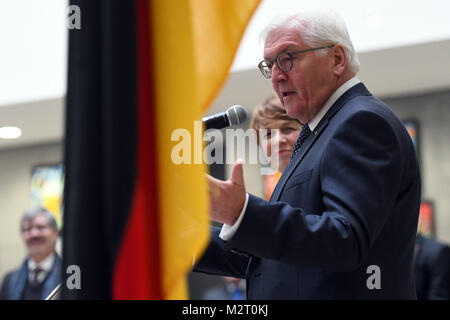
[264,26,336,124]
[21,214,58,262]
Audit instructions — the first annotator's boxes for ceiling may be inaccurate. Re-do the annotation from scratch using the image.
[0,98,64,151]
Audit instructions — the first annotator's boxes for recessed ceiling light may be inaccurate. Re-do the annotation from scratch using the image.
[0,127,22,139]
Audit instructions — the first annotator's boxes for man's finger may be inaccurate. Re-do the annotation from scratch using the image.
[205,173,221,185]
[230,159,245,187]
[205,173,222,199]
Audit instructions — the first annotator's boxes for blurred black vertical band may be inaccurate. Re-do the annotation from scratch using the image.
[62,0,137,299]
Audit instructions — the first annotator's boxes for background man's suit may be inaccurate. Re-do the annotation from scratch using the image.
[0,253,61,300]
[415,234,450,299]
[195,83,421,299]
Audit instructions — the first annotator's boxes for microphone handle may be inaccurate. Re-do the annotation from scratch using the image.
[203,113,230,130]
[45,283,62,300]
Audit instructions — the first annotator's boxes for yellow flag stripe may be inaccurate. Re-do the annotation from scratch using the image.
[149,0,261,299]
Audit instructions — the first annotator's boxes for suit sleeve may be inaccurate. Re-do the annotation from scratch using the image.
[0,274,11,300]
[224,110,405,271]
[427,244,450,300]
[193,227,249,279]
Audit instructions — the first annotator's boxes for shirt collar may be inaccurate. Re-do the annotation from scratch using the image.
[28,253,55,273]
[307,77,360,131]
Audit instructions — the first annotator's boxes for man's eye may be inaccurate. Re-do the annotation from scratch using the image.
[279,56,290,64]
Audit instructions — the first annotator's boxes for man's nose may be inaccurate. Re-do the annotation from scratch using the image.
[30,227,41,237]
[271,63,287,83]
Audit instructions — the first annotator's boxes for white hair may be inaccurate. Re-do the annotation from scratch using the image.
[262,10,360,74]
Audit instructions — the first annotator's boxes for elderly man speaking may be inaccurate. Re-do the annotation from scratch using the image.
[195,10,421,299]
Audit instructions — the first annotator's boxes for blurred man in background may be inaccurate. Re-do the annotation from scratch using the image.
[0,206,61,300]
[415,233,450,299]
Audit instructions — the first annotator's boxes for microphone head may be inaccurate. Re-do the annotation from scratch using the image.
[226,105,248,126]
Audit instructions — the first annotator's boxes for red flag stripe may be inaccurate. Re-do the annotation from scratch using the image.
[112,0,161,299]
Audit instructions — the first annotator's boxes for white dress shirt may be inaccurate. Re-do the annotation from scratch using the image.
[28,253,55,284]
[219,77,361,241]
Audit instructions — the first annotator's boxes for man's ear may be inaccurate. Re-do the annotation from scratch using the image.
[332,44,347,76]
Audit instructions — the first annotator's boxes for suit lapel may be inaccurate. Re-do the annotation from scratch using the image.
[269,83,371,202]
[10,260,28,300]
[42,254,61,299]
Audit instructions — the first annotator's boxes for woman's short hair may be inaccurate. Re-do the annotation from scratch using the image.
[251,96,301,144]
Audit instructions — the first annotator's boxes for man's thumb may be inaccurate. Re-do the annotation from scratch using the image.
[230,159,245,186]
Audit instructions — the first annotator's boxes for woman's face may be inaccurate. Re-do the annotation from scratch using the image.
[259,118,302,173]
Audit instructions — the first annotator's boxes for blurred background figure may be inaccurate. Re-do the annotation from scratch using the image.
[414,233,450,300]
[202,276,246,300]
[0,207,61,300]
[251,96,302,174]
[251,96,302,200]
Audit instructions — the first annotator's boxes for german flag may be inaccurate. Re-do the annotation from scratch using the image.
[62,0,260,299]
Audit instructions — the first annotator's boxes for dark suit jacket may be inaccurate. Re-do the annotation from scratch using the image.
[0,253,62,300]
[415,234,450,300]
[195,83,421,299]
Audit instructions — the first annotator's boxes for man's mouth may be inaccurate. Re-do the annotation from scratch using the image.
[29,238,44,245]
[282,91,296,98]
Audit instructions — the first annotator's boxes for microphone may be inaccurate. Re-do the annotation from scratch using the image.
[202,105,248,130]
